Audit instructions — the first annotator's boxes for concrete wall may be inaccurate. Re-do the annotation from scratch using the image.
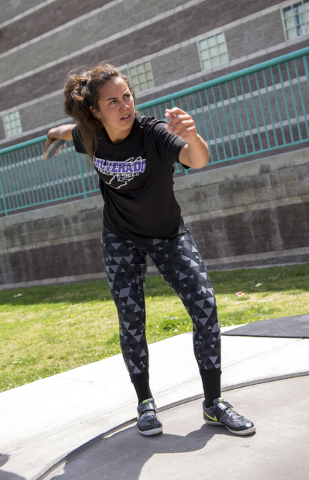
[177,148,309,270]
[1,147,308,289]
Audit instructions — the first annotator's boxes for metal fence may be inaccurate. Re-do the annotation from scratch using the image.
[1,46,309,216]
[139,46,309,173]
[0,139,98,216]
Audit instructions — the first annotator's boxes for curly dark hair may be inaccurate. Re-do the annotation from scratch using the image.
[64,63,136,160]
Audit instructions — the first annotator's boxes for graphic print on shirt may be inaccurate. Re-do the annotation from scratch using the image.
[93,156,146,189]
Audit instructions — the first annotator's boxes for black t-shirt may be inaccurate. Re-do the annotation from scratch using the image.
[72,114,187,242]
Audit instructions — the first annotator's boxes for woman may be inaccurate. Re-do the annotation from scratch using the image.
[45,63,255,437]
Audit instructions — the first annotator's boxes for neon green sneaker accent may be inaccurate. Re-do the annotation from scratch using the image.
[204,411,219,422]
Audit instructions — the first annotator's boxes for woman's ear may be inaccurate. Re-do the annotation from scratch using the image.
[90,107,101,120]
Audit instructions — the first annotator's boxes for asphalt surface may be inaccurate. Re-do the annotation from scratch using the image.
[45,376,309,480]
[222,313,309,338]
[0,320,308,480]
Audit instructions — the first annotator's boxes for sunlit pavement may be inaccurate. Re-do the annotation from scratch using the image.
[0,323,308,480]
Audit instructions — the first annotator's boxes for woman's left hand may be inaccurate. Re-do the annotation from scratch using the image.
[165,107,209,169]
[165,107,198,145]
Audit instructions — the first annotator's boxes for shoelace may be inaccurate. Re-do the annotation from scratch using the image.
[142,411,156,420]
[225,408,242,420]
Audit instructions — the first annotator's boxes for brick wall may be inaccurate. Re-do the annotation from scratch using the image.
[1,0,309,148]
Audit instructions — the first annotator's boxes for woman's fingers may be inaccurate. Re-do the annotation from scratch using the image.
[44,137,53,154]
[165,107,186,118]
[165,107,199,142]
[166,114,193,128]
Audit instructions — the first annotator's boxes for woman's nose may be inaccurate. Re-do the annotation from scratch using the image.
[120,99,127,110]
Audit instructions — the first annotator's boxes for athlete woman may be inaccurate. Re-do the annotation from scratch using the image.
[45,63,255,437]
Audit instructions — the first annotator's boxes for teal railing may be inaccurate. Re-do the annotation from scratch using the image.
[1,46,309,216]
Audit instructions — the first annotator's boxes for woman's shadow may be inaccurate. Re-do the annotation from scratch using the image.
[51,422,226,480]
[0,454,26,480]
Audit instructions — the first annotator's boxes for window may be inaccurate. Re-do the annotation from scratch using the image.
[128,61,154,93]
[198,33,228,71]
[282,1,309,40]
[3,110,22,138]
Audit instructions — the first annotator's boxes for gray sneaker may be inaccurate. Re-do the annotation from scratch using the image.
[203,397,256,436]
[137,398,163,436]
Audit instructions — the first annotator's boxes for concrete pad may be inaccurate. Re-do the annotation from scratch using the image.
[0,331,309,479]
[43,376,309,480]
[221,335,309,386]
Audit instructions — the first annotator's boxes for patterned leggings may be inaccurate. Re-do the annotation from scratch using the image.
[101,226,221,375]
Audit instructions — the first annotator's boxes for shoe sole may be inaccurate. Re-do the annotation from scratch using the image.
[137,426,163,436]
[226,425,256,436]
[204,419,256,436]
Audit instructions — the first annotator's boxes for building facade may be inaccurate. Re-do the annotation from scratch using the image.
[1,0,309,147]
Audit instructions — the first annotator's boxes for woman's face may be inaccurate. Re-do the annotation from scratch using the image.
[92,77,135,143]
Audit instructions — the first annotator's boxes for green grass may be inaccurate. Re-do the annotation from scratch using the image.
[0,263,308,392]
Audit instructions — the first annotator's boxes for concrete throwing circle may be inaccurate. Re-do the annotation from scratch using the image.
[42,375,309,480]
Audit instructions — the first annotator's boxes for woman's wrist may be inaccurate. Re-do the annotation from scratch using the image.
[47,125,74,141]
[47,130,55,140]
[186,134,201,146]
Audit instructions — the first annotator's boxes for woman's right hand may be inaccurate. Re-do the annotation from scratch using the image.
[44,131,56,154]
[44,124,75,155]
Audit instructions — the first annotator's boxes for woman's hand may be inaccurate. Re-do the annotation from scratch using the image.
[44,124,75,155]
[165,108,198,145]
[165,107,209,169]
[44,133,55,154]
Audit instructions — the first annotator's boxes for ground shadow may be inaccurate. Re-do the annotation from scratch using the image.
[0,454,26,480]
[50,424,235,480]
